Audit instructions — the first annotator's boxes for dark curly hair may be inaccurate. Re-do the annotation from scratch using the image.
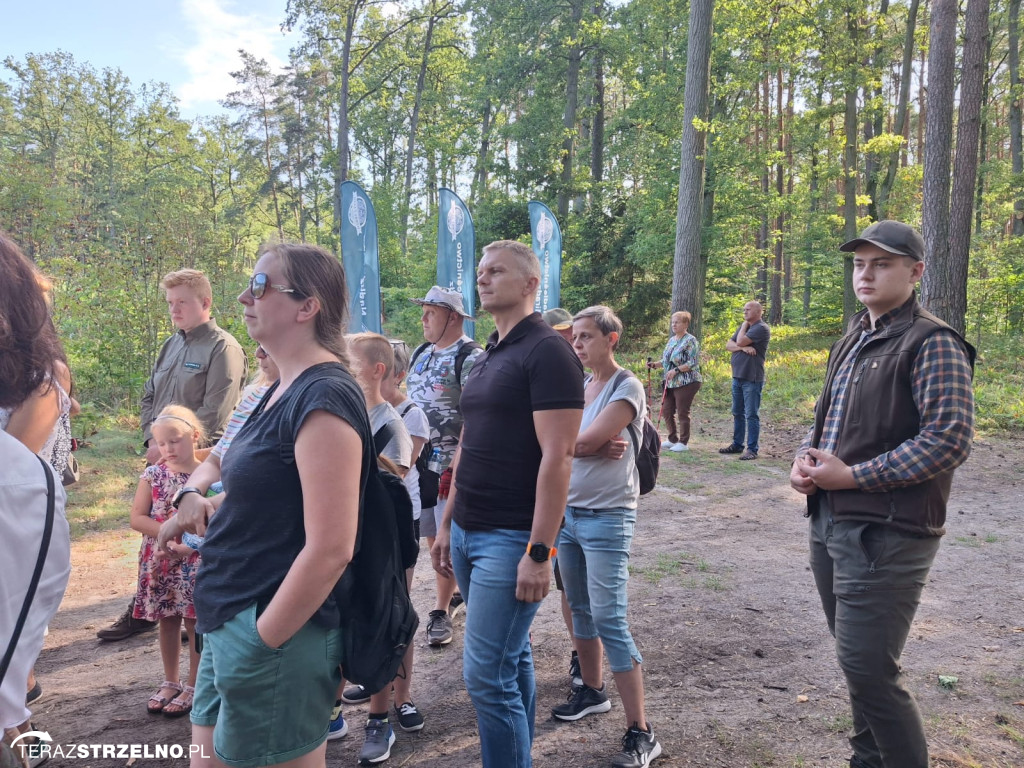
[0,232,66,410]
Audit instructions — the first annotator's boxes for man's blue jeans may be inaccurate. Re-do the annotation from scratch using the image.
[731,378,764,453]
[450,521,541,768]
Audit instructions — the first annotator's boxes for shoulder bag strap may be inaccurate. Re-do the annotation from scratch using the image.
[0,456,56,687]
[373,422,396,456]
[607,369,640,458]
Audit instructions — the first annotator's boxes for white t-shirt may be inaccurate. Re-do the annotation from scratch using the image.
[396,398,431,521]
[566,372,646,511]
[0,429,71,729]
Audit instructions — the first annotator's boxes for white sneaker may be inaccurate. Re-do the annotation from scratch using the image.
[669,443,688,452]
[660,440,674,450]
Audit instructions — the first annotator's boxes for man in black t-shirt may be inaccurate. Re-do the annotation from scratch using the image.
[431,240,584,768]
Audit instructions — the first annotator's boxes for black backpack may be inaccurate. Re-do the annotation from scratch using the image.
[611,369,660,495]
[333,422,420,694]
[397,401,439,509]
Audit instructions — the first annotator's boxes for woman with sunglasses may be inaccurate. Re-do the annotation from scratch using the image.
[160,243,373,768]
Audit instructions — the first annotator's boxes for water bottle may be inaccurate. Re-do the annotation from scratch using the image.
[427,446,443,474]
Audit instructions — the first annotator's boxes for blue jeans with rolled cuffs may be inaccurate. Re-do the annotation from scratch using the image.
[450,520,541,768]
[557,505,641,673]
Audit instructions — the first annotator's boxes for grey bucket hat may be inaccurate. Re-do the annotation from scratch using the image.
[409,285,474,319]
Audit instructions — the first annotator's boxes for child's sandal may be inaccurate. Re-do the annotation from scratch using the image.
[147,681,182,714]
[163,685,194,718]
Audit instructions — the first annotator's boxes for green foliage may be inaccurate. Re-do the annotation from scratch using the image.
[1,0,1023,424]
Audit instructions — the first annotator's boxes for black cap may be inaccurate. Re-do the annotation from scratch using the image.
[839,220,925,261]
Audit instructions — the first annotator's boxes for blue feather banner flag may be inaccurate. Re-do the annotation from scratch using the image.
[437,188,476,337]
[340,180,381,333]
[528,200,562,313]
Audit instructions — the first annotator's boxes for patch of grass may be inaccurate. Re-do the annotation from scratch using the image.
[984,533,1000,544]
[697,557,711,572]
[638,553,686,584]
[703,575,726,591]
[826,714,853,734]
[953,535,983,548]
[998,721,1024,746]
[64,428,143,540]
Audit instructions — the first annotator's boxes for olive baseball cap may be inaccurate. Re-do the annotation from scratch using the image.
[839,220,925,261]
[542,307,573,330]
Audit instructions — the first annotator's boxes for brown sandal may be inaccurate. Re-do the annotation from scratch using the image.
[147,681,182,714]
[163,685,194,718]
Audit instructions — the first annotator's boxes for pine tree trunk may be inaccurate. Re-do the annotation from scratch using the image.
[1010,0,1024,234]
[401,6,439,258]
[878,0,920,218]
[558,0,584,219]
[921,0,957,318]
[671,0,714,340]
[941,0,989,334]
[843,10,859,326]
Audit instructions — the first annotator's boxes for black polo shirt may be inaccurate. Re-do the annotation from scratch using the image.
[453,312,584,531]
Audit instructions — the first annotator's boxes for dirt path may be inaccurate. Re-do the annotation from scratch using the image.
[30,422,1024,767]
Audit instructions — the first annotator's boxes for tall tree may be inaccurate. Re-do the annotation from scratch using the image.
[1010,0,1024,235]
[671,0,714,339]
[841,12,858,325]
[920,0,958,322]
[942,0,989,334]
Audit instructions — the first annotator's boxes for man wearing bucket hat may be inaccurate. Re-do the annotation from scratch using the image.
[790,220,975,768]
[404,286,483,648]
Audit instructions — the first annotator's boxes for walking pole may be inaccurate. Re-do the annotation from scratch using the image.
[645,357,654,413]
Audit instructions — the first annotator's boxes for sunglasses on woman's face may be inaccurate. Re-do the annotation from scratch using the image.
[249,272,303,300]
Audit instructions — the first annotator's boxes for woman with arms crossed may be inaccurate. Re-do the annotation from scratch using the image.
[552,306,662,768]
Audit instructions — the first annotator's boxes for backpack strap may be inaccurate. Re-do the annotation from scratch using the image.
[454,340,483,386]
[0,456,55,688]
[608,369,640,458]
[397,400,419,418]
[373,422,397,456]
[409,341,431,371]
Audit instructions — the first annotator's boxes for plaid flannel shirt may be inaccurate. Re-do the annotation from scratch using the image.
[798,299,975,492]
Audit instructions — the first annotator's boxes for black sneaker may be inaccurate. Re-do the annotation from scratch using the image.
[358,718,395,765]
[96,608,156,641]
[342,683,371,705]
[448,592,465,619]
[395,701,424,732]
[612,722,662,767]
[551,682,612,721]
[568,652,583,691]
[426,609,453,646]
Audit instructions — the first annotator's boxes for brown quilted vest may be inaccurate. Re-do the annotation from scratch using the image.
[806,297,975,536]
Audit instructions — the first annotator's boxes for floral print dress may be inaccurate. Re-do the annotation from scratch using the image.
[132,463,199,621]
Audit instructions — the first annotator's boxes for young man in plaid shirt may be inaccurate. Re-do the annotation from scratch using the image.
[790,220,975,768]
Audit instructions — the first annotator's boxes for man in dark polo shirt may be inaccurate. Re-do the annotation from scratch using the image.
[431,240,584,768]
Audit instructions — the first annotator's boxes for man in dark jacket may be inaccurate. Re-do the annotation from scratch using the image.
[790,220,975,768]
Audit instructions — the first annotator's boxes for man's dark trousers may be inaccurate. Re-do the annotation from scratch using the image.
[809,496,940,768]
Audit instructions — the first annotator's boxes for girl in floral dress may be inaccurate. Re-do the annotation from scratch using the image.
[131,405,205,717]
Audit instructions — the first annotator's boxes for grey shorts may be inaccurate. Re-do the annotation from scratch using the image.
[419,497,447,539]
